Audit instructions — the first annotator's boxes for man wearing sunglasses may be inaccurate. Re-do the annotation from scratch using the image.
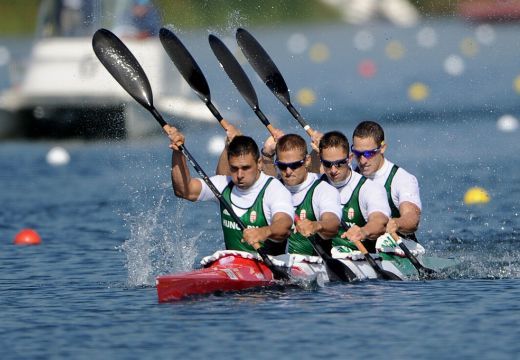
[318,131,391,253]
[262,133,342,256]
[168,127,294,256]
[352,121,421,241]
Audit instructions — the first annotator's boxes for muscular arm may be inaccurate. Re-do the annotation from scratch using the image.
[363,211,389,239]
[171,150,202,201]
[215,120,241,176]
[389,201,421,234]
[242,212,293,247]
[296,212,339,239]
[216,147,230,176]
[343,211,388,242]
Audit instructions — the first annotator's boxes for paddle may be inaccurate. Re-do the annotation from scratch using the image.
[237,28,429,279]
[294,215,357,282]
[208,34,276,136]
[158,27,230,128]
[341,220,402,280]
[92,28,290,281]
[390,232,436,278]
[236,28,314,137]
[210,33,357,282]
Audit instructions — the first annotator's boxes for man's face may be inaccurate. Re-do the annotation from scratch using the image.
[320,147,351,184]
[276,148,309,187]
[229,153,261,189]
[352,136,386,177]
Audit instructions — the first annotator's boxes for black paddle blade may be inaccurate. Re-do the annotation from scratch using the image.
[236,28,290,106]
[159,27,211,103]
[209,34,259,110]
[257,248,291,281]
[92,28,154,111]
[326,258,358,282]
[396,242,437,279]
[308,237,357,282]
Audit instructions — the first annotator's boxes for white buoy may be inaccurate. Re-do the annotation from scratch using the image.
[287,33,308,55]
[476,24,495,45]
[416,27,437,48]
[46,146,70,166]
[497,114,519,132]
[207,136,226,155]
[444,55,465,76]
[353,30,374,51]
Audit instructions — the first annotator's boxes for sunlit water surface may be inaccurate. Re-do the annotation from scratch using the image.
[1,20,519,359]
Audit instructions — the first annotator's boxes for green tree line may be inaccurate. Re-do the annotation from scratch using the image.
[0,0,459,36]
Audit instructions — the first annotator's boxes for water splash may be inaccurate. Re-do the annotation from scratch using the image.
[118,195,201,287]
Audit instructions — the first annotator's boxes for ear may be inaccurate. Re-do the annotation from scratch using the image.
[380,141,387,155]
[304,154,312,168]
[257,157,263,171]
[348,152,354,164]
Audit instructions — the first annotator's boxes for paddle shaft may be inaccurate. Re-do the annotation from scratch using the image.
[152,105,288,278]
[93,28,287,280]
[287,103,313,136]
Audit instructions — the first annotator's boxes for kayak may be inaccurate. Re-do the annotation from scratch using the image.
[156,242,460,302]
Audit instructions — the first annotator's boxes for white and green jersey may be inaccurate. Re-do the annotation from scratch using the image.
[196,172,294,254]
[285,172,341,255]
[365,158,422,213]
[328,170,391,223]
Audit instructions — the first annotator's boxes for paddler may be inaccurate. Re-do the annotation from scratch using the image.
[260,132,342,256]
[351,121,422,241]
[314,131,391,253]
[167,127,294,255]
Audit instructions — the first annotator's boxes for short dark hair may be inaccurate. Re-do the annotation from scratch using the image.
[276,134,307,158]
[353,120,384,145]
[227,135,260,161]
[319,131,349,154]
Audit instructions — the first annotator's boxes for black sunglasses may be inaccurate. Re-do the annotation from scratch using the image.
[274,159,306,171]
[320,157,349,168]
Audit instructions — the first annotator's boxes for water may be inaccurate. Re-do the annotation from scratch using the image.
[1,20,519,359]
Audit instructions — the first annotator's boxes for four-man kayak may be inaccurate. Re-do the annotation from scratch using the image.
[156,238,459,302]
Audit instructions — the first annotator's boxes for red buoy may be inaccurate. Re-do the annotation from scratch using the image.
[14,229,42,245]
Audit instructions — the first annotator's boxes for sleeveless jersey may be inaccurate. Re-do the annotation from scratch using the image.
[288,179,321,255]
[384,164,417,241]
[220,178,287,255]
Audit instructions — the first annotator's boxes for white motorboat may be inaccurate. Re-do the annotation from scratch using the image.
[0,0,212,139]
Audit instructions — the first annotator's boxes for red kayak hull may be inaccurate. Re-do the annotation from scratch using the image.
[156,255,278,302]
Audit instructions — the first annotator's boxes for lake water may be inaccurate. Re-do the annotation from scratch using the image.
[1,19,519,359]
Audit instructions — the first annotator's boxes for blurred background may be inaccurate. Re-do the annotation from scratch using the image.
[1,0,519,139]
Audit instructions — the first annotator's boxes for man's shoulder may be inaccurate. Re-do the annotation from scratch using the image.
[264,175,291,194]
[393,166,419,187]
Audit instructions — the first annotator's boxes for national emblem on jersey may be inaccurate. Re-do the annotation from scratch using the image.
[250,210,257,223]
[299,209,307,220]
[348,207,355,220]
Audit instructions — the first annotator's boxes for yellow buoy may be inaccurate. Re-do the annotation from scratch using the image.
[408,82,429,101]
[385,41,405,60]
[460,37,479,57]
[464,187,490,205]
[309,43,330,63]
[513,75,520,94]
[296,88,316,106]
